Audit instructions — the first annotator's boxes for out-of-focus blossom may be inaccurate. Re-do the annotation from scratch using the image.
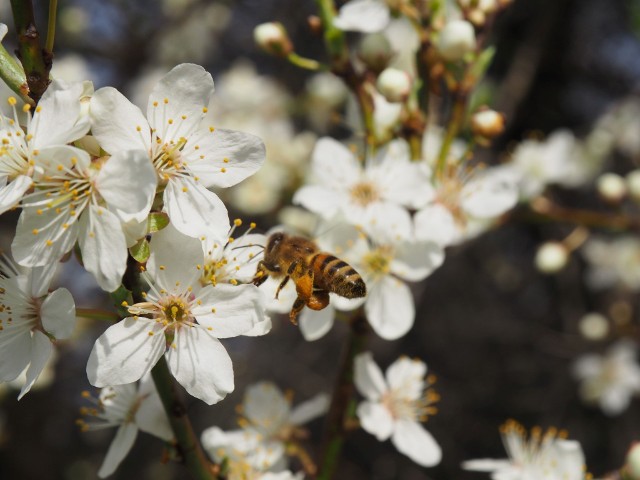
[436,20,476,61]
[254,23,293,57]
[596,172,626,203]
[463,420,587,480]
[354,352,442,467]
[376,68,412,103]
[578,312,609,341]
[0,258,75,399]
[382,18,420,74]
[626,442,640,480]
[573,340,640,415]
[422,126,466,167]
[202,381,328,473]
[582,236,640,291]
[304,72,348,132]
[534,241,569,274]
[334,0,391,33]
[78,376,173,478]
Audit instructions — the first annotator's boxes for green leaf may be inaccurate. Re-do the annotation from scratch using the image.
[469,46,496,83]
[130,238,150,263]
[109,284,133,318]
[147,212,170,233]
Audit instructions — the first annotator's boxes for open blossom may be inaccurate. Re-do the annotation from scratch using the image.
[11,146,157,291]
[581,236,640,291]
[0,258,75,399]
[414,162,518,246]
[90,63,265,240]
[573,340,640,416]
[354,352,442,467]
[0,80,91,216]
[293,138,431,239]
[463,420,588,480]
[202,381,328,473]
[334,0,392,33]
[296,221,443,341]
[86,235,269,405]
[78,376,173,478]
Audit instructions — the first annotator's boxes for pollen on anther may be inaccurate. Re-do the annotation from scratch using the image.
[7,97,16,106]
[159,265,166,270]
[182,186,188,192]
[163,98,169,104]
[22,104,31,112]
[32,229,39,235]
[136,126,142,132]
[168,119,174,125]
[202,107,208,113]
[57,164,64,171]
[148,331,154,336]
[234,218,242,226]
[181,115,186,120]
[220,167,227,173]
[250,222,256,229]
[153,101,158,107]
[121,301,129,307]
[211,307,216,313]
[35,106,42,112]
[223,158,229,163]
[209,126,215,133]
[46,240,53,247]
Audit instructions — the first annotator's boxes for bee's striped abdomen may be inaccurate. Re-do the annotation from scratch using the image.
[311,253,367,299]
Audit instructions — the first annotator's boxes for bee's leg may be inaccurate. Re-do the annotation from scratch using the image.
[252,261,269,287]
[307,290,330,311]
[275,275,290,299]
[289,297,306,325]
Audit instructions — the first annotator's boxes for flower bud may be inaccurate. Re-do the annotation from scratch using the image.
[436,20,476,61]
[358,33,394,73]
[626,442,640,480]
[626,169,640,201]
[471,108,505,138]
[376,68,412,103]
[535,241,569,274]
[578,312,609,341]
[254,22,293,57]
[596,172,627,203]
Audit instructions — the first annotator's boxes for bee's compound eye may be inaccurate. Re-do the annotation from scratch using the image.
[267,232,284,252]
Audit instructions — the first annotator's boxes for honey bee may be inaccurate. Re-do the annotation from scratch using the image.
[253,232,367,324]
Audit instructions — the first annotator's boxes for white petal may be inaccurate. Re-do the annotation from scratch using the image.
[0,175,32,215]
[136,384,173,441]
[461,168,518,219]
[357,400,394,440]
[243,317,272,337]
[0,328,31,382]
[311,137,362,189]
[391,241,444,281]
[26,262,58,298]
[365,277,414,340]
[461,458,512,472]
[185,128,265,188]
[289,393,330,425]
[33,80,90,148]
[96,150,157,223]
[243,382,290,431]
[97,423,138,478]
[147,64,213,139]
[334,0,390,33]
[360,203,413,242]
[386,357,426,399]
[166,327,234,404]
[299,306,335,341]
[0,23,7,41]
[90,87,151,154]
[18,331,53,400]
[79,205,128,292]
[553,440,586,479]
[354,351,388,400]
[87,317,166,387]
[40,288,76,339]
[192,283,267,338]
[293,185,345,219]
[147,222,203,287]
[391,419,442,467]
[414,204,458,246]
[164,177,229,239]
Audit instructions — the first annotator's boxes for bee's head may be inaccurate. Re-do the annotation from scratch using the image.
[265,232,286,256]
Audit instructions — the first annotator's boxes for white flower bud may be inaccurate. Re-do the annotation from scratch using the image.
[627,443,640,480]
[436,20,476,62]
[535,241,569,274]
[254,22,292,57]
[471,108,505,138]
[376,68,412,103]
[626,169,640,201]
[596,172,627,203]
[358,33,394,73]
[578,312,609,341]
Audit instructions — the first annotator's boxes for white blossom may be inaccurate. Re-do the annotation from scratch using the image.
[334,0,391,33]
[582,236,640,291]
[354,352,442,467]
[463,420,588,480]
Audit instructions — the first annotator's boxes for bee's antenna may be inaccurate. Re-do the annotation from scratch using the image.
[230,244,265,251]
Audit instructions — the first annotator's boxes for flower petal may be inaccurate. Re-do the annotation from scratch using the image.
[243,382,290,431]
[354,351,387,400]
[0,175,32,215]
[461,168,518,219]
[461,458,513,472]
[96,150,157,223]
[148,63,213,139]
[147,222,203,287]
[79,205,128,292]
[136,377,174,441]
[334,0,390,33]
[90,87,151,154]
[97,423,138,478]
[391,241,444,282]
[87,317,166,387]
[299,306,335,342]
[414,204,459,246]
[192,283,267,338]
[185,128,266,188]
[289,393,330,425]
[293,185,345,219]
[18,331,53,400]
[357,400,394,440]
[164,177,229,239]
[166,327,234,404]
[40,288,76,339]
[365,277,414,340]
[385,356,426,400]
[391,419,442,467]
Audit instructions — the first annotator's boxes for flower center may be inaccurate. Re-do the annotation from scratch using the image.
[161,299,189,324]
[382,382,439,422]
[350,181,380,207]
[362,246,393,277]
[153,137,187,183]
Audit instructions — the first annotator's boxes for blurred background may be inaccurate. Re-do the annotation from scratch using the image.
[2,0,640,478]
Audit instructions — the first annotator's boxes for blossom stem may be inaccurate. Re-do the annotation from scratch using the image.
[45,0,58,53]
[529,197,640,230]
[287,52,323,71]
[9,0,52,103]
[435,90,468,177]
[150,356,220,480]
[318,312,369,480]
[75,308,120,323]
